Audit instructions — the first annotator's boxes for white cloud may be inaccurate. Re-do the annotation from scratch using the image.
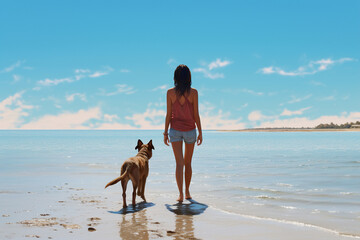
[193,68,224,79]
[280,107,311,116]
[89,71,108,78]
[147,101,166,108]
[0,92,34,129]
[13,74,21,82]
[37,67,114,88]
[97,113,136,129]
[103,114,119,122]
[21,107,101,130]
[75,69,90,74]
[152,85,168,91]
[261,66,275,74]
[248,111,274,122]
[125,108,166,129]
[202,111,245,130]
[66,93,87,102]
[89,66,113,78]
[257,112,360,128]
[200,103,245,130]
[167,58,177,66]
[194,58,231,79]
[258,57,356,76]
[208,59,231,70]
[38,77,74,86]
[237,103,248,111]
[99,84,136,96]
[75,74,86,81]
[282,94,312,105]
[1,61,23,73]
[120,69,130,73]
[242,89,264,96]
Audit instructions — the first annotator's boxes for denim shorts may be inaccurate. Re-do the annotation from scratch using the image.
[169,128,197,144]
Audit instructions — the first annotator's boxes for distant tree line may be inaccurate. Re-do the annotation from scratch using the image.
[315,121,360,129]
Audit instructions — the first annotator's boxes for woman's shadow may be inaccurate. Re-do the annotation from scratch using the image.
[108,201,155,215]
[165,199,208,216]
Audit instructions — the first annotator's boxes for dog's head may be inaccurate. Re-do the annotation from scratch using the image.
[135,139,155,158]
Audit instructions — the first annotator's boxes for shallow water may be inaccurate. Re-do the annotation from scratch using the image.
[0,130,359,237]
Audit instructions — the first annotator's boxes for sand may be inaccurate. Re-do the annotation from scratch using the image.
[0,177,356,240]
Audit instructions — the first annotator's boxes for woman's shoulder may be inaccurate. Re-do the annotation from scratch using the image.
[190,88,198,96]
[167,88,176,95]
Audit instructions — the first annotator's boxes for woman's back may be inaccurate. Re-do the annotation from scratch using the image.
[171,90,195,131]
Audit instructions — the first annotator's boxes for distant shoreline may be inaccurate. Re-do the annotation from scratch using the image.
[220,128,360,132]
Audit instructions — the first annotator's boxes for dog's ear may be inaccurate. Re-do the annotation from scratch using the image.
[135,139,143,150]
[148,139,155,150]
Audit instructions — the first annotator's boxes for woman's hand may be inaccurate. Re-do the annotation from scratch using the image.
[164,133,170,146]
[197,133,203,146]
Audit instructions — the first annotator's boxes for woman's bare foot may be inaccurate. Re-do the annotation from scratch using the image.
[185,191,192,200]
[177,194,184,202]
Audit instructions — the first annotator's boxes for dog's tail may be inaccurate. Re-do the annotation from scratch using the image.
[105,165,130,189]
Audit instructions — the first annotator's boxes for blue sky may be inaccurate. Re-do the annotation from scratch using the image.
[1,0,359,129]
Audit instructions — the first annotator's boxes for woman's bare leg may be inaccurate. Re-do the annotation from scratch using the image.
[184,142,195,199]
[171,141,184,201]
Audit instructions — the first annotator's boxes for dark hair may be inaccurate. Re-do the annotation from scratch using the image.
[174,64,191,96]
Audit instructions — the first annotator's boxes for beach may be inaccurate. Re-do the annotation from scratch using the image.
[1,176,356,240]
[1,130,359,239]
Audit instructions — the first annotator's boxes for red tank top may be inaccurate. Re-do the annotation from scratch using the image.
[171,95,196,131]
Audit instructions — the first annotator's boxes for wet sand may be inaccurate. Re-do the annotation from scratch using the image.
[0,177,356,240]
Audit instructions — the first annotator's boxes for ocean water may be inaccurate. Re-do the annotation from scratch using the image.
[0,130,359,238]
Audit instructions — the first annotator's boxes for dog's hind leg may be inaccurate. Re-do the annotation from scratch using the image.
[130,173,139,206]
[132,183,138,206]
[121,179,128,208]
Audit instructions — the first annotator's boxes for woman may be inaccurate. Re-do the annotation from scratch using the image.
[164,64,203,202]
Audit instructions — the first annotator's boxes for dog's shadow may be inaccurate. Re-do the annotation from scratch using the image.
[165,199,208,216]
[109,201,155,215]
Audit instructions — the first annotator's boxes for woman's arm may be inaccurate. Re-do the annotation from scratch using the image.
[193,89,203,145]
[164,89,172,146]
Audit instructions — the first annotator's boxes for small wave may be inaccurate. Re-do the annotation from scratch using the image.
[209,206,360,239]
[255,195,278,200]
[312,209,320,213]
[348,161,360,164]
[240,186,287,194]
[281,205,297,210]
[253,203,265,206]
[0,191,20,194]
[276,183,293,187]
[340,192,355,195]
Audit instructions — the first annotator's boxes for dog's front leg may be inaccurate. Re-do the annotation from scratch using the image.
[137,179,143,197]
[141,176,147,202]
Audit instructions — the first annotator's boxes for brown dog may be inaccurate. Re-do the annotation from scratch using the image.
[105,139,154,208]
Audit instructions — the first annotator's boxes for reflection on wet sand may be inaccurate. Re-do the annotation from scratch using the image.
[166,199,208,239]
[109,202,155,240]
[119,208,150,240]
